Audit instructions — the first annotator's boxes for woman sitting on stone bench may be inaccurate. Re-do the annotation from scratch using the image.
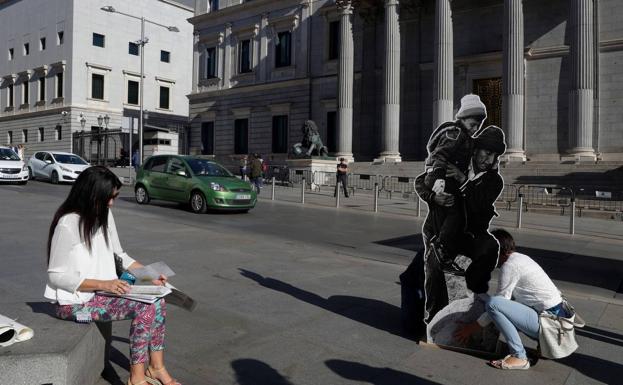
[44,166,181,385]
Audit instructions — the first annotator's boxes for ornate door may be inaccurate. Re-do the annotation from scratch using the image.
[473,78,502,130]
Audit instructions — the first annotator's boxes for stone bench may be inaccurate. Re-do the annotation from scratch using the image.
[0,302,108,385]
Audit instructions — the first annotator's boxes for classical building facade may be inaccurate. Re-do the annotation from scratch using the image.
[189,0,623,163]
[0,0,194,163]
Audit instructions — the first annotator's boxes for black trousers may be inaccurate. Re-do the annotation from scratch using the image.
[422,230,499,322]
[334,174,349,197]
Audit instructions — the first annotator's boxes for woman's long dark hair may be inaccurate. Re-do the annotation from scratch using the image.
[47,166,122,264]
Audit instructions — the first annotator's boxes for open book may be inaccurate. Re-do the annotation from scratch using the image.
[0,314,34,347]
[99,285,172,304]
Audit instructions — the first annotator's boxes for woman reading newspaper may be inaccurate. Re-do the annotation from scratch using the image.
[44,166,181,385]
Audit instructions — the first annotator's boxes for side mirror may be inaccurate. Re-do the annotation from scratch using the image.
[45,159,52,164]
[176,170,187,177]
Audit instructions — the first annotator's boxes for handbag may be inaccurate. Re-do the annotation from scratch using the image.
[538,299,585,359]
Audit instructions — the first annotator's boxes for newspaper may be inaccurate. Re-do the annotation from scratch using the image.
[99,285,172,304]
[0,314,34,347]
[129,262,176,284]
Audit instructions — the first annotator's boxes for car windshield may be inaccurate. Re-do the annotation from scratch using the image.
[187,159,233,177]
[53,154,88,165]
[0,148,20,161]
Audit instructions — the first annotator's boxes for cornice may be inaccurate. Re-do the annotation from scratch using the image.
[189,0,305,26]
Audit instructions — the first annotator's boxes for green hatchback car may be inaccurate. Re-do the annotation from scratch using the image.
[135,155,257,213]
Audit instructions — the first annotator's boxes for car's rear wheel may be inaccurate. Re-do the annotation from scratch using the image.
[190,191,207,214]
[135,185,150,204]
[51,171,59,184]
[28,167,35,180]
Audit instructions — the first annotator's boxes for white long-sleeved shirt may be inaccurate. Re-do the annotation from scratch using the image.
[477,252,562,327]
[44,211,135,305]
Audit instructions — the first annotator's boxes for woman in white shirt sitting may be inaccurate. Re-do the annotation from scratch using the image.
[45,166,181,385]
[455,229,571,370]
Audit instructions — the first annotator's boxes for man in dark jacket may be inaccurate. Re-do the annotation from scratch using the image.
[416,125,506,322]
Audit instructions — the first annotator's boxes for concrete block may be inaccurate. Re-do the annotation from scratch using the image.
[0,302,105,385]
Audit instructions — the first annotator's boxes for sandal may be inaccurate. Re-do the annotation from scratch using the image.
[489,355,530,370]
[145,365,182,385]
[127,379,148,385]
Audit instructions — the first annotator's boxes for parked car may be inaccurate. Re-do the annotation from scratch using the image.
[0,146,29,184]
[28,151,90,184]
[135,155,257,213]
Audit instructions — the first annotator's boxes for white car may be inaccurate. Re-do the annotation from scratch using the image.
[28,151,90,183]
[0,146,29,184]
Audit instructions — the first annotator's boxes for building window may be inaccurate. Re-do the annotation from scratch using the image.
[201,122,214,155]
[23,43,29,56]
[238,39,251,73]
[7,131,12,144]
[206,47,217,78]
[8,84,14,107]
[328,21,340,61]
[209,0,219,12]
[92,33,105,48]
[160,50,170,63]
[55,125,62,140]
[22,80,29,104]
[275,31,291,68]
[8,48,14,60]
[159,86,170,109]
[55,72,63,98]
[272,115,288,153]
[39,77,45,101]
[128,42,139,56]
[40,37,46,51]
[57,31,64,45]
[234,119,248,155]
[127,80,139,105]
[326,111,337,153]
[38,127,44,142]
[91,74,105,100]
[22,129,28,143]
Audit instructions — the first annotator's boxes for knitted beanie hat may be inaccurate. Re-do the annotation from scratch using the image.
[474,125,506,154]
[456,94,487,120]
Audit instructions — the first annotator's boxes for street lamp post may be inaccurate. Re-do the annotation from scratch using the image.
[100,5,179,167]
[79,113,86,161]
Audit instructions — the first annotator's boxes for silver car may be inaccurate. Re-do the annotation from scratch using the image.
[0,147,29,184]
[28,151,90,183]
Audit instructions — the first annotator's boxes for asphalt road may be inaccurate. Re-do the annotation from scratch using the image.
[1,180,622,385]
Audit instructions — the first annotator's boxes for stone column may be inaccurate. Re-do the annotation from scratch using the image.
[502,0,526,161]
[568,0,596,160]
[377,0,402,163]
[259,14,269,82]
[223,23,232,89]
[336,1,354,161]
[433,0,453,129]
[192,32,200,93]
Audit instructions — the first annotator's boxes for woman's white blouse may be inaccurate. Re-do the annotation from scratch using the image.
[44,211,135,305]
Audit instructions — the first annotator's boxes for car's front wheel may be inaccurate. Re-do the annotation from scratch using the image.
[190,191,208,214]
[51,171,59,184]
[135,185,150,204]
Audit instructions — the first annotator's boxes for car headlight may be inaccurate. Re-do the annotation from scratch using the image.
[60,166,72,173]
[210,182,227,192]
[22,164,28,171]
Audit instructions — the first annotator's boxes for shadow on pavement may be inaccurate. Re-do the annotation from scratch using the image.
[239,269,416,342]
[558,352,623,384]
[26,301,56,317]
[325,359,441,385]
[375,234,623,293]
[576,325,623,348]
[231,359,294,385]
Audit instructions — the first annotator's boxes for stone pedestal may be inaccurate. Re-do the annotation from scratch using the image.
[286,158,337,190]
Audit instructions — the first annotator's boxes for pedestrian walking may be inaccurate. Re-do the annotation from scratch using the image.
[132,149,140,174]
[334,157,349,198]
[17,144,25,160]
[239,155,248,180]
[45,166,182,385]
[250,153,263,194]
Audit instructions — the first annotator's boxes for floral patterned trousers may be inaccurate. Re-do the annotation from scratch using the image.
[56,295,166,364]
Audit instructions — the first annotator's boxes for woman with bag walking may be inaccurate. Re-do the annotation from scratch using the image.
[44,166,181,385]
[454,229,583,370]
